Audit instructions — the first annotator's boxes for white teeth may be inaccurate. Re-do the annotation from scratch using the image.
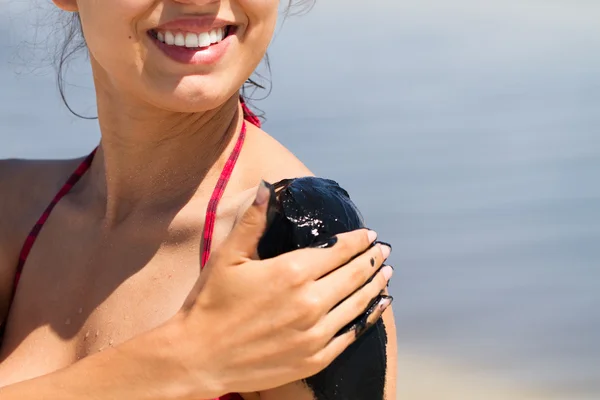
[165,31,174,45]
[156,27,229,48]
[185,32,198,48]
[174,32,185,46]
[198,32,211,47]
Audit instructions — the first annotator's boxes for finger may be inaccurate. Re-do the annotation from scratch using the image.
[276,228,378,280]
[322,265,393,338]
[310,294,393,373]
[315,242,391,311]
[222,180,274,261]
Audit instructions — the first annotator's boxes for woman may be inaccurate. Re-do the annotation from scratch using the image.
[0,0,397,399]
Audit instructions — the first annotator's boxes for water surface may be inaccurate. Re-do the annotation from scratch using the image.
[1,1,599,398]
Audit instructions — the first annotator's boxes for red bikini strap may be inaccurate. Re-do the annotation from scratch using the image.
[241,97,261,128]
[200,120,247,268]
[13,149,96,296]
[15,99,256,279]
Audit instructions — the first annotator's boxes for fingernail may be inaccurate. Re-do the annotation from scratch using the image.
[378,295,394,310]
[354,322,372,339]
[379,244,391,260]
[254,180,272,205]
[367,230,378,243]
[373,241,392,252]
[309,236,338,249]
[381,265,394,281]
[383,265,394,287]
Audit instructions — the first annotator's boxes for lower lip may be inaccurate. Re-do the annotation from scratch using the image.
[149,33,232,65]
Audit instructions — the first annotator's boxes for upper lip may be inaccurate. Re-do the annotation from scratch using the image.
[152,17,233,34]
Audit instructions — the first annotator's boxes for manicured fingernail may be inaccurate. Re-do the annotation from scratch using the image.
[354,322,372,339]
[379,244,391,260]
[378,295,394,310]
[353,296,381,338]
[382,265,394,287]
[254,180,272,205]
[367,230,378,243]
[374,241,392,252]
[310,236,338,249]
[381,265,394,281]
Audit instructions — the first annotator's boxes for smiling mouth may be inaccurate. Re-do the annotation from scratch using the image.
[148,26,235,50]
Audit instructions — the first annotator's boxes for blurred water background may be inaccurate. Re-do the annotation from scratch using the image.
[1,0,600,398]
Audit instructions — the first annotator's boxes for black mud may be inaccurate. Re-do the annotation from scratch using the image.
[258,177,389,400]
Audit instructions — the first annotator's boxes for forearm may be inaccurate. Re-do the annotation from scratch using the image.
[0,320,213,400]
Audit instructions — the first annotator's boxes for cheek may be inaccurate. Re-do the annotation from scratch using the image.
[241,0,279,42]
[77,1,149,70]
[219,0,277,89]
[241,0,278,75]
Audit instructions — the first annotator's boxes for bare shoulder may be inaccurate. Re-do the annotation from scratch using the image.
[232,123,314,222]
[243,123,314,183]
[0,157,83,319]
[0,158,84,230]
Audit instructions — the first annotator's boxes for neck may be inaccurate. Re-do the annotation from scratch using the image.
[85,87,243,225]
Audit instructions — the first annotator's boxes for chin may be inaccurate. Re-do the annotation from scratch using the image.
[139,82,241,113]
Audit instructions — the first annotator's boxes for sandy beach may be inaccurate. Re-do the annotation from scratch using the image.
[397,352,555,400]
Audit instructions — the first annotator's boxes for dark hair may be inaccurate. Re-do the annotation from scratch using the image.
[56,1,315,120]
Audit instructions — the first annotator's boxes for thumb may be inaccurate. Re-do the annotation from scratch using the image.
[223,180,275,261]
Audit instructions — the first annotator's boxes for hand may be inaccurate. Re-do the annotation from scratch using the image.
[173,181,394,398]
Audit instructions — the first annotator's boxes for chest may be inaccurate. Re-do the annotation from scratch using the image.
[0,202,239,386]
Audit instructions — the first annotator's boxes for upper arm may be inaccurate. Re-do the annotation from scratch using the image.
[250,177,397,400]
[255,309,398,400]
[259,311,398,400]
[381,298,398,399]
